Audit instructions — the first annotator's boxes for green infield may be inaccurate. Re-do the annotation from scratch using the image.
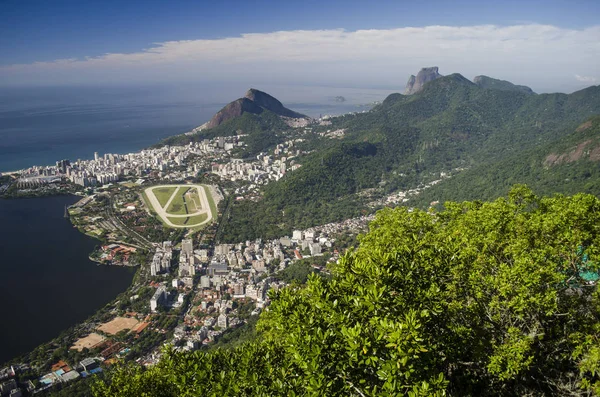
[187,213,208,225]
[154,187,177,208]
[186,189,202,213]
[167,213,208,227]
[144,184,217,229]
[166,216,189,226]
[166,187,190,215]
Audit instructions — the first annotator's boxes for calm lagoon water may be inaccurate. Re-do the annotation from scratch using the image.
[0,195,135,364]
[0,82,393,364]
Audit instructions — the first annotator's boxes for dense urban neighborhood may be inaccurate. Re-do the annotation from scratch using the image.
[0,117,381,396]
[2,70,600,395]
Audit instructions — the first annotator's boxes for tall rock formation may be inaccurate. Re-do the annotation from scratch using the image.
[244,89,305,119]
[206,98,264,129]
[404,67,443,95]
[206,88,306,129]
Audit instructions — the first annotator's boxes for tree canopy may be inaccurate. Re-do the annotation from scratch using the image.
[94,187,600,396]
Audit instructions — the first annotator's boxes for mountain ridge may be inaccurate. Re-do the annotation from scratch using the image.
[206,88,306,129]
[218,76,600,242]
[474,75,535,95]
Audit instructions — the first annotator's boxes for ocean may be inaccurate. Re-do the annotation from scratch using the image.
[0,83,394,172]
[0,195,136,365]
[0,82,394,364]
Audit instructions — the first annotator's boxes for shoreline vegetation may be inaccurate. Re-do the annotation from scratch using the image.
[0,171,220,361]
[2,79,600,395]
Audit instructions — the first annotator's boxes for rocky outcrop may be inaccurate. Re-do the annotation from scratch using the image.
[544,140,596,166]
[244,88,306,118]
[206,88,306,129]
[404,67,442,95]
[206,98,264,129]
[473,75,535,95]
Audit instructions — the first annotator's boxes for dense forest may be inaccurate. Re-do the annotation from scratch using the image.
[215,76,600,242]
[411,115,600,207]
[90,78,600,396]
[93,188,600,396]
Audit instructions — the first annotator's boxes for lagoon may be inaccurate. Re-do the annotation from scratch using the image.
[0,195,135,364]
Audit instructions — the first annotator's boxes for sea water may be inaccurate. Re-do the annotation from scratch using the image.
[0,82,393,171]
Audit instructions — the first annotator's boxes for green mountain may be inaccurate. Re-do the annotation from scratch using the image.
[206,88,306,129]
[156,89,306,155]
[218,74,600,242]
[158,106,290,156]
[411,115,600,207]
[473,75,535,95]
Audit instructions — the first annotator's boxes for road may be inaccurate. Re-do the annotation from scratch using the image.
[106,195,154,250]
[145,185,213,228]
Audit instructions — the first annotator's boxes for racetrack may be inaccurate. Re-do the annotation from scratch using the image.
[144,184,214,228]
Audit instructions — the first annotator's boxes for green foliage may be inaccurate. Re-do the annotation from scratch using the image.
[156,110,288,157]
[412,115,600,207]
[95,188,600,396]
[274,260,317,284]
[474,75,535,95]
[219,77,600,243]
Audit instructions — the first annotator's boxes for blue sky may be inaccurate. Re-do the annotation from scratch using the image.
[1,0,599,91]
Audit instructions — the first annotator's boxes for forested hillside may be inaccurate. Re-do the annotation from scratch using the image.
[93,188,600,396]
[218,76,600,242]
[157,109,289,157]
[411,116,600,207]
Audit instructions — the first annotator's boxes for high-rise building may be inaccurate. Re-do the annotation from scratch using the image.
[233,282,245,296]
[200,276,211,289]
[217,313,228,329]
[182,239,193,256]
[94,152,99,161]
[150,286,167,311]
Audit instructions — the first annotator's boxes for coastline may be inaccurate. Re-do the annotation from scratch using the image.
[0,90,383,372]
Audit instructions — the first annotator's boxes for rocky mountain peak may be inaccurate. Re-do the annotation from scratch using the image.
[205,88,306,129]
[404,67,443,95]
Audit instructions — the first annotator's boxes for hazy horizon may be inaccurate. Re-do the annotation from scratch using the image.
[0,83,390,172]
[1,1,599,93]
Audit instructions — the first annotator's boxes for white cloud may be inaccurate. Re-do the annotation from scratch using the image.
[575,74,597,83]
[1,24,599,92]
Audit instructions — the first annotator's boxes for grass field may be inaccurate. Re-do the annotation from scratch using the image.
[167,213,208,226]
[167,216,189,226]
[154,187,177,208]
[145,184,217,229]
[187,213,208,225]
[186,188,202,212]
[166,187,190,215]
[203,185,218,218]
